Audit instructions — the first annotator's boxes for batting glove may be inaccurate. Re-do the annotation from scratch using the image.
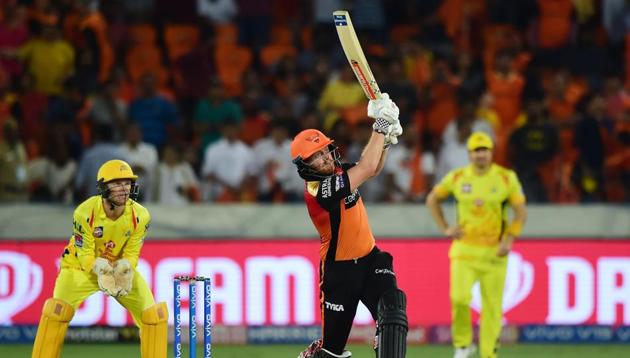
[384,121,404,148]
[368,93,400,124]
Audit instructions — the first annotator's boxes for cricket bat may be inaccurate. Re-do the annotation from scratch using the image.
[333,10,382,100]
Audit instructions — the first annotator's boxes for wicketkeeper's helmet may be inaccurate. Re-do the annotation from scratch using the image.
[290,129,341,181]
[96,159,139,201]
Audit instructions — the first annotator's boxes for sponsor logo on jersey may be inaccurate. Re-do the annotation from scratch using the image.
[93,226,103,238]
[335,175,345,191]
[325,301,344,312]
[74,234,83,248]
[321,177,332,198]
[375,268,395,276]
[343,189,360,208]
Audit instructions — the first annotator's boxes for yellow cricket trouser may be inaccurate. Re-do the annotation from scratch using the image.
[449,240,507,358]
[53,268,155,327]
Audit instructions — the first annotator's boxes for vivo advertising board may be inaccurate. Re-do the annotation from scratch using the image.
[1,240,629,327]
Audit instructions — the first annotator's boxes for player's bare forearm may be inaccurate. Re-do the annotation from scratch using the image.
[426,190,449,233]
[374,147,389,175]
[348,131,386,192]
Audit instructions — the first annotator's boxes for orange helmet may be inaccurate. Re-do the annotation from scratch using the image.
[290,129,334,161]
[291,129,340,181]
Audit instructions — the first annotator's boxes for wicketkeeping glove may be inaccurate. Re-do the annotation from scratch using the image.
[113,258,134,297]
[93,257,121,296]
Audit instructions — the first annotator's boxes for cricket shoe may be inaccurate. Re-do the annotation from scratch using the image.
[454,344,477,358]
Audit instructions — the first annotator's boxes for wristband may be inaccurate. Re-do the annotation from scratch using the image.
[507,221,523,236]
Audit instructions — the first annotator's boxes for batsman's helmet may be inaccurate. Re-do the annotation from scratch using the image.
[290,129,340,181]
[96,159,139,201]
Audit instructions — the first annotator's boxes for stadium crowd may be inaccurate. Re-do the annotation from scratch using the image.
[0,0,628,204]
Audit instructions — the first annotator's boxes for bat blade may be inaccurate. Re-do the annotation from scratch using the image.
[333,10,381,100]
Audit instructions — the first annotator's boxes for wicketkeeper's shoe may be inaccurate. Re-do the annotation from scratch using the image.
[453,344,477,358]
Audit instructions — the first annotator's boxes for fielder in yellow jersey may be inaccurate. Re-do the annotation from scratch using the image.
[427,132,527,358]
[32,159,168,358]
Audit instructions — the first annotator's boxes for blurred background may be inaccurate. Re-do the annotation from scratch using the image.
[0,0,629,356]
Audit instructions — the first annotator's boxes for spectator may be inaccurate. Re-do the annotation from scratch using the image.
[128,72,180,151]
[0,118,28,202]
[28,138,76,203]
[384,123,436,202]
[119,122,158,202]
[197,0,238,24]
[201,121,253,202]
[17,24,75,96]
[317,66,365,130]
[74,124,128,200]
[156,144,200,205]
[0,4,28,78]
[510,99,560,202]
[89,80,127,141]
[14,73,48,158]
[193,80,243,152]
[250,120,302,202]
[435,97,494,181]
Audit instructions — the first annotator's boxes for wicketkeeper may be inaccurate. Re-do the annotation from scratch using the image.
[293,94,408,358]
[31,159,168,358]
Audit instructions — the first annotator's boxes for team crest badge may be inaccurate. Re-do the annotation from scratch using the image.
[462,183,472,193]
[93,226,103,238]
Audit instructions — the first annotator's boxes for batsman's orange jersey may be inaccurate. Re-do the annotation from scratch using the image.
[434,164,525,246]
[303,163,375,261]
[60,196,151,271]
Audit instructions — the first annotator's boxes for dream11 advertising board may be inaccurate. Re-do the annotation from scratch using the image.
[1,240,629,327]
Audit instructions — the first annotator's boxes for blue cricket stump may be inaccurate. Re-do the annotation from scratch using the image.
[173,276,212,358]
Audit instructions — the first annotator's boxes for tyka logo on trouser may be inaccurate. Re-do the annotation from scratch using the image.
[325,301,345,312]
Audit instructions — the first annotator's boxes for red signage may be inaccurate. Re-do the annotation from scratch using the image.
[1,240,629,326]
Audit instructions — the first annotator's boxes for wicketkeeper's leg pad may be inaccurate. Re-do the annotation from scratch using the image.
[377,288,408,358]
[31,298,74,358]
[140,302,168,358]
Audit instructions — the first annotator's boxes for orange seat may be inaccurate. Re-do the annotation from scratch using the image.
[390,24,420,44]
[215,45,252,96]
[301,26,313,49]
[164,24,200,63]
[270,25,293,46]
[125,44,169,85]
[128,24,157,46]
[341,104,369,127]
[215,23,238,47]
[260,44,297,67]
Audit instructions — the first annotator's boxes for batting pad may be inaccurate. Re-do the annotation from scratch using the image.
[141,302,169,358]
[31,298,74,358]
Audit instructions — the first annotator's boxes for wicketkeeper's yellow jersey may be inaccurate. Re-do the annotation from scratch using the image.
[433,164,525,246]
[60,196,151,272]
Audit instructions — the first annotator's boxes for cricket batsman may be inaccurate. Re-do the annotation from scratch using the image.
[32,159,168,358]
[293,94,408,358]
[426,132,528,358]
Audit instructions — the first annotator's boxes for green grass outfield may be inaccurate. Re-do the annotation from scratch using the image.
[5,343,630,357]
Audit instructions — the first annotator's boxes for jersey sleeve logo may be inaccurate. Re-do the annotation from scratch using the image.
[93,226,103,238]
[321,177,332,198]
[74,234,83,248]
